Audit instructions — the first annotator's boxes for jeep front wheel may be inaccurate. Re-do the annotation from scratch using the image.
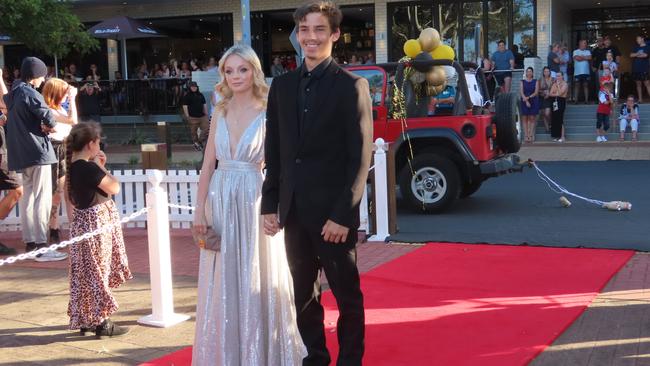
[399,154,460,213]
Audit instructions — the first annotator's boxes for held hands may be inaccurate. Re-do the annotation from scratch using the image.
[263,214,280,236]
[322,220,349,244]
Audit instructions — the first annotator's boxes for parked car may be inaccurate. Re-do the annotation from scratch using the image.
[347,59,524,213]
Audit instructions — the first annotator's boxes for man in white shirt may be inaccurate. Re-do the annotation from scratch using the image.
[573,39,592,103]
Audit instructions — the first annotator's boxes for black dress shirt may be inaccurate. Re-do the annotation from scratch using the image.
[297,57,333,135]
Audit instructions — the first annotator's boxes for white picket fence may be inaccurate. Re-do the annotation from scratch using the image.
[1,169,373,234]
[0,169,200,232]
[0,139,391,237]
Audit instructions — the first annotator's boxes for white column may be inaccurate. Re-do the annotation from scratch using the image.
[107,39,119,81]
[374,0,389,63]
[240,0,251,46]
[368,138,390,242]
[138,170,190,328]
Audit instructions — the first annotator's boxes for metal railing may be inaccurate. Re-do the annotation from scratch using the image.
[70,78,191,116]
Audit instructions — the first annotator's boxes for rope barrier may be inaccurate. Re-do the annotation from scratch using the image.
[0,207,149,267]
[530,160,632,211]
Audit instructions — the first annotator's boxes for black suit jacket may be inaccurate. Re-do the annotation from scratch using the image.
[261,61,373,230]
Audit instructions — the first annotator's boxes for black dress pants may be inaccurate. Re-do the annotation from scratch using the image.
[283,208,365,366]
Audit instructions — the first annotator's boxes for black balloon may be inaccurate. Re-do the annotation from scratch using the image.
[413,52,433,73]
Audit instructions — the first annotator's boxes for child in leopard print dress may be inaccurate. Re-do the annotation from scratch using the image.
[65,122,132,338]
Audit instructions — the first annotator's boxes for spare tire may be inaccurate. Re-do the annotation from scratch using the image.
[494,92,522,153]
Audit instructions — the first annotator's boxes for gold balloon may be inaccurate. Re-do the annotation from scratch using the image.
[403,39,422,58]
[430,44,456,61]
[426,66,447,85]
[418,28,441,52]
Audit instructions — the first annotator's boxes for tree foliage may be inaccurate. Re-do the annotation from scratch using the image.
[0,0,98,57]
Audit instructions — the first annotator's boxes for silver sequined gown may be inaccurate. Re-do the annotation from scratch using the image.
[192,112,306,366]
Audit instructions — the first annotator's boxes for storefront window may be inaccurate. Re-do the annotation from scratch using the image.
[513,0,535,56]
[336,6,376,66]
[388,1,537,63]
[437,3,459,55]
[463,2,484,63]
[121,14,234,78]
[389,4,433,61]
[487,1,509,56]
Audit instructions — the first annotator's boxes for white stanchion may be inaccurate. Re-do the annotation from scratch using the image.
[368,138,390,242]
[138,170,190,328]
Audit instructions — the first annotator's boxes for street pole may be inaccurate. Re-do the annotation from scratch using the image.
[240,0,251,46]
[122,38,129,80]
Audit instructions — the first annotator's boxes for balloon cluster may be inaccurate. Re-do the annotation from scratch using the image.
[402,28,456,96]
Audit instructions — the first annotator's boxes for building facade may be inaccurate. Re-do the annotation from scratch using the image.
[1,0,648,84]
[0,0,549,78]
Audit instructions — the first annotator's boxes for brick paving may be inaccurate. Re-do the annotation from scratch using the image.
[0,229,419,365]
[531,252,650,366]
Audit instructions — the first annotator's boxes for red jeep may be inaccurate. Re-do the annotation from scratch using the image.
[348,60,523,213]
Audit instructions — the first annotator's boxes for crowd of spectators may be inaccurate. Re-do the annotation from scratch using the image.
[486,34,648,143]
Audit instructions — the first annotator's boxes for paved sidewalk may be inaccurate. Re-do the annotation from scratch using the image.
[0,229,417,365]
[531,252,650,366]
[518,142,650,161]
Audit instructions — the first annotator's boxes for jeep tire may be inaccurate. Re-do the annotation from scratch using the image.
[460,179,483,199]
[399,153,460,213]
[494,92,522,153]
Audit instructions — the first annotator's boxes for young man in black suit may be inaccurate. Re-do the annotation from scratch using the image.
[261,2,373,365]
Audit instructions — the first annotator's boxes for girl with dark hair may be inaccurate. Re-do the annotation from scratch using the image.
[520,67,540,143]
[65,123,132,338]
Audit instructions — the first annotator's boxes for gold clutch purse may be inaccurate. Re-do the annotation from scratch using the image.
[192,226,221,251]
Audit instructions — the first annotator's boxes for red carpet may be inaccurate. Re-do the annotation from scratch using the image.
[142,243,633,366]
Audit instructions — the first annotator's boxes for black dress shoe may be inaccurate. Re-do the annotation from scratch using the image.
[95,319,130,339]
[25,242,37,253]
[79,327,92,335]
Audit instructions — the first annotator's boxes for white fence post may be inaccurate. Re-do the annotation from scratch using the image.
[368,138,390,242]
[138,169,190,328]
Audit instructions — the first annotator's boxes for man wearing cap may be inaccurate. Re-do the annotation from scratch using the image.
[2,56,67,261]
[182,81,209,151]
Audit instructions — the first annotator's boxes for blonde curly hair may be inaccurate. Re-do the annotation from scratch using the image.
[215,44,268,114]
